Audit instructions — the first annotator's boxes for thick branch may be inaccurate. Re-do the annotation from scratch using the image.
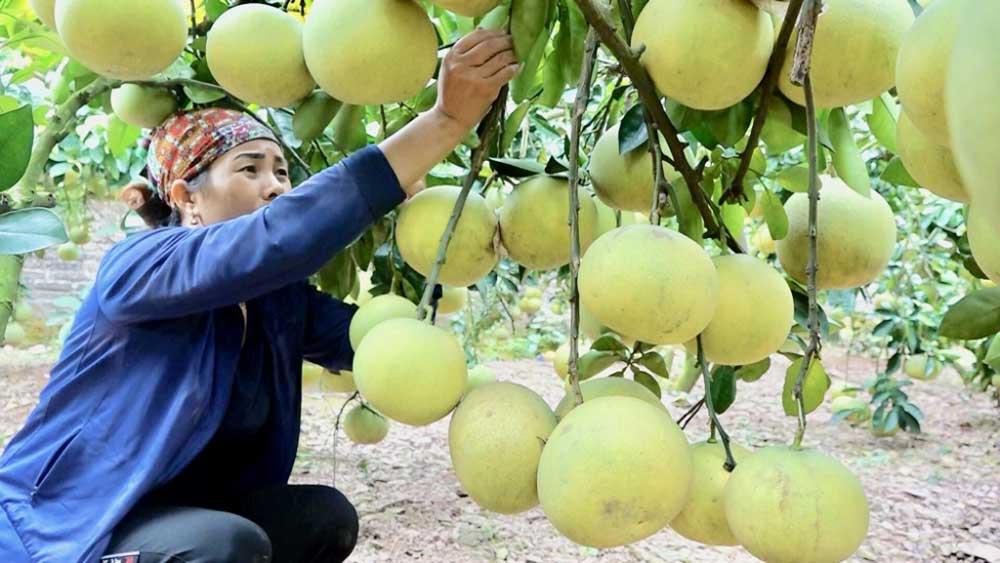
[416,88,509,320]
[697,335,736,471]
[724,0,806,204]
[567,31,600,408]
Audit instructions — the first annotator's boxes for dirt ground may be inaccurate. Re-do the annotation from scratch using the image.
[2,346,999,562]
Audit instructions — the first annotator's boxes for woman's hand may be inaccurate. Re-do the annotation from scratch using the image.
[433,29,520,130]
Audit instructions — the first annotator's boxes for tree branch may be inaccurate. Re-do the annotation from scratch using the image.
[567,31,600,408]
[416,88,509,320]
[697,335,736,471]
[723,0,806,204]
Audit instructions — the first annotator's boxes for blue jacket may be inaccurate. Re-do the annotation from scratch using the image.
[0,146,405,562]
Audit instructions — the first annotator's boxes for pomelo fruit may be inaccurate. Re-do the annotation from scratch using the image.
[344,404,390,444]
[208,4,315,107]
[751,226,776,255]
[29,0,56,29]
[896,112,967,202]
[589,123,679,213]
[778,0,915,109]
[68,225,90,245]
[828,381,858,400]
[428,0,500,17]
[724,447,870,563]
[670,440,751,546]
[499,176,598,270]
[302,361,325,393]
[593,197,641,238]
[465,364,496,393]
[552,343,570,380]
[436,286,468,315]
[904,353,942,381]
[896,0,966,146]
[396,186,500,287]
[56,0,188,80]
[776,176,897,289]
[57,242,81,262]
[324,370,357,394]
[348,294,418,350]
[353,318,467,426]
[579,224,719,345]
[633,0,773,110]
[303,0,438,105]
[967,206,1000,285]
[537,396,693,548]
[946,0,1000,220]
[518,297,542,315]
[553,376,664,420]
[110,85,178,129]
[449,382,556,513]
[3,322,26,347]
[700,255,793,366]
[830,395,872,425]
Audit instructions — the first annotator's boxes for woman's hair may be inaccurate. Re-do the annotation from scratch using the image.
[136,171,210,228]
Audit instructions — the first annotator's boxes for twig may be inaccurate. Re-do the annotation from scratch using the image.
[416,88,509,320]
[330,391,360,487]
[188,0,198,38]
[696,336,736,471]
[676,397,705,429]
[723,0,806,204]
[791,0,823,450]
[566,31,600,408]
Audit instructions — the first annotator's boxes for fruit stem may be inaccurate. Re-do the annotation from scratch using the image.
[331,391,360,488]
[574,0,744,253]
[696,335,736,471]
[567,31,600,408]
[676,397,705,429]
[0,256,24,344]
[722,0,806,204]
[791,0,823,450]
[415,88,509,320]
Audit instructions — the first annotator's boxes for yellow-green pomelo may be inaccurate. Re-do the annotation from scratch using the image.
[967,206,999,285]
[589,124,679,213]
[776,176,897,289]
[303,0,438,105]
[537,396,693,548]
[552,342,570,380]
[701,255,793,366]
[449,382,557,514]
[671,441,751,546]
[751,226,776,256]
[946,1,1000,216]
[904,353,942,381]
[579,224,720,345]
[302,361,325,392]
[593,198,641,238]
[437,286,468,315]
[344,405,390,444]
[396,186,499,286]
[499,176,597,270]
[353,318,467,425]
[896,0,966,146]
[56,0,187,80]
[778,0,915,108]
[348,294,418,350]
[553,376,664,420]
[724,447,870,563]
[465,364,496,393]
[324,370,357,393]
[3,322,26,347]
[428,0,500,16]
[29,0,56,28]
[830,396,872,425]
[896,112,968,202]
[633,0,773,111]
[518,297,541,315]
[207,4,315,107]
[110,85,177,129]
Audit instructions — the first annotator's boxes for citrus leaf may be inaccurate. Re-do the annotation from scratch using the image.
[736,357,771,382]
[940,288,1000,339]
[0,105,34,192]
[760,189,789,240]
[618,103,648,155]
[710,366,737,414]
[776,165,810,193]
[867,93,898,154]
[578,350,620,380]
[489,158,546,178]
[107,116,141,159]
[880,156,921,187]
[183,83,226,104]
[0,208,68,255]
[782,357,830,416]
[590,334,629,354]
[828,108,871,197]
[637,352,669,378]
[631,367,662,398]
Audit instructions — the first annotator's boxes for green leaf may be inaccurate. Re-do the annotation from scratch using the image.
[591,334,629,354]
[985,336,1000,372]
[775,165,810,193]
[866,93,898,154]
[578,350,620,380]
[940,288,1000,339]
[107,116,141,159]
[760,189,789,240]
[705,100,753,148]
[782,357,831,416]
[637,352,670,378]
[0,208,68,255]
[510,12,551,103]
[0,105,34,192]
[205,0,228,19]
[511,0,551,61]
[562,0,586,84]
[500,102,531,156]
[489,158,546,178]
[183,83,227,104]
[710,366,737,414]
[618,104,649,155]
[880,156,921,187]
[828,107,871,197]
[631,367,662,398]
[736,357,771,382]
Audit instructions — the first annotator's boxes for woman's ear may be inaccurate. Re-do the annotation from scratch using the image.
[119,181,154,211]
[169,178,194,206]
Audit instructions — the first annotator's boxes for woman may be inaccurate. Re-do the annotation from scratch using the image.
[0,29,518,563]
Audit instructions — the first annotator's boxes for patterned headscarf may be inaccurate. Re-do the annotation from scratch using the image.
[145,108,279,204]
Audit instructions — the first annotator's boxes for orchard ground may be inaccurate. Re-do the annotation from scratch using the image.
[2,346,997,562]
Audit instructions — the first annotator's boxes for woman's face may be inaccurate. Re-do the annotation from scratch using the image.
[171,139,291,226]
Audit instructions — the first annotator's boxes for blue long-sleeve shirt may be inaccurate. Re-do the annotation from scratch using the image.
[0,146,405,562]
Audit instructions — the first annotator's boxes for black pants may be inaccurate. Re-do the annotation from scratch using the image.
[101,484,358,563]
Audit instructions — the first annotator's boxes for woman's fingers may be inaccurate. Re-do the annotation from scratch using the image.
[477,49,518,78]
[460,34,515,67]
